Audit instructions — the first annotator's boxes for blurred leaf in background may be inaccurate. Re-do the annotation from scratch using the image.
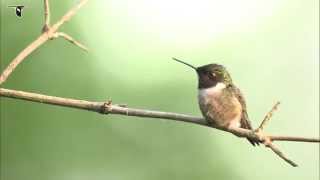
[1,0,319,180]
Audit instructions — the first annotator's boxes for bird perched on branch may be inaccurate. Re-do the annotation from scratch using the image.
[173,58,259,146]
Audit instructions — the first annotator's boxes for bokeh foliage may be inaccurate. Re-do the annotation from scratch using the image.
[1,0,319,180]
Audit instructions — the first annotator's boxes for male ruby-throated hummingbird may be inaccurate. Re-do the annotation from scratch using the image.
[173,58,259,146]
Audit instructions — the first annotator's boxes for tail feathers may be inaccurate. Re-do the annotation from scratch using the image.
[247,138,260,146]
[240,117,260,146]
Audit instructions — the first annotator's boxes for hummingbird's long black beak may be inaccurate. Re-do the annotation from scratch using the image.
[172,57,197,70]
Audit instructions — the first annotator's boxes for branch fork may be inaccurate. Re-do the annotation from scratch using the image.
[252,102,298,167]
[0,0,88,85]
[43,0,88,50]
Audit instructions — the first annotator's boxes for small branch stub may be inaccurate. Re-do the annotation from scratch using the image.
[100,100,113,114]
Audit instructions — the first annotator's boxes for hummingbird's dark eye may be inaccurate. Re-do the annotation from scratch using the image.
[208,72,215,79]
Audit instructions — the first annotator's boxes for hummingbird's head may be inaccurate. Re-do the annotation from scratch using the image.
[172,58,232,89]
[196,64,232,89]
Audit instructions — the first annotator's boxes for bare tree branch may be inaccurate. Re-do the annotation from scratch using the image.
[1,88,318,145]
[1,88,319,167]
[0,0,88,85]
[0,88,206,125]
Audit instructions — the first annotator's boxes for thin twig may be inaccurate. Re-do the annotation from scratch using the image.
[0,0,88,85]
[258,101,280,131]
[269,136,320,143]
[56,32,88,51]
[267,142,298,167]
[43,0,50,32]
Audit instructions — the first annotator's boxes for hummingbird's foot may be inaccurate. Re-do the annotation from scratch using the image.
[262,137,273,147]
[254,128,265,142]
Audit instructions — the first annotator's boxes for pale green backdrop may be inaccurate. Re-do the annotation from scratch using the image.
[1,0,319,180]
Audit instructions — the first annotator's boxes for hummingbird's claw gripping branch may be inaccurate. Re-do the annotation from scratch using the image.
[253,129,264,142]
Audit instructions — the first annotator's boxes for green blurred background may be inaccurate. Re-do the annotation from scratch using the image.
[1,0,319,179]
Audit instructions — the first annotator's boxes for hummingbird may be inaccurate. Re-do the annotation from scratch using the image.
[173,58,259,146]
[8,5,25,17]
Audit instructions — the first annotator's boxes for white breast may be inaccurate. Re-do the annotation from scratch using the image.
[198,82,226,103]
[198,82,242,128]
